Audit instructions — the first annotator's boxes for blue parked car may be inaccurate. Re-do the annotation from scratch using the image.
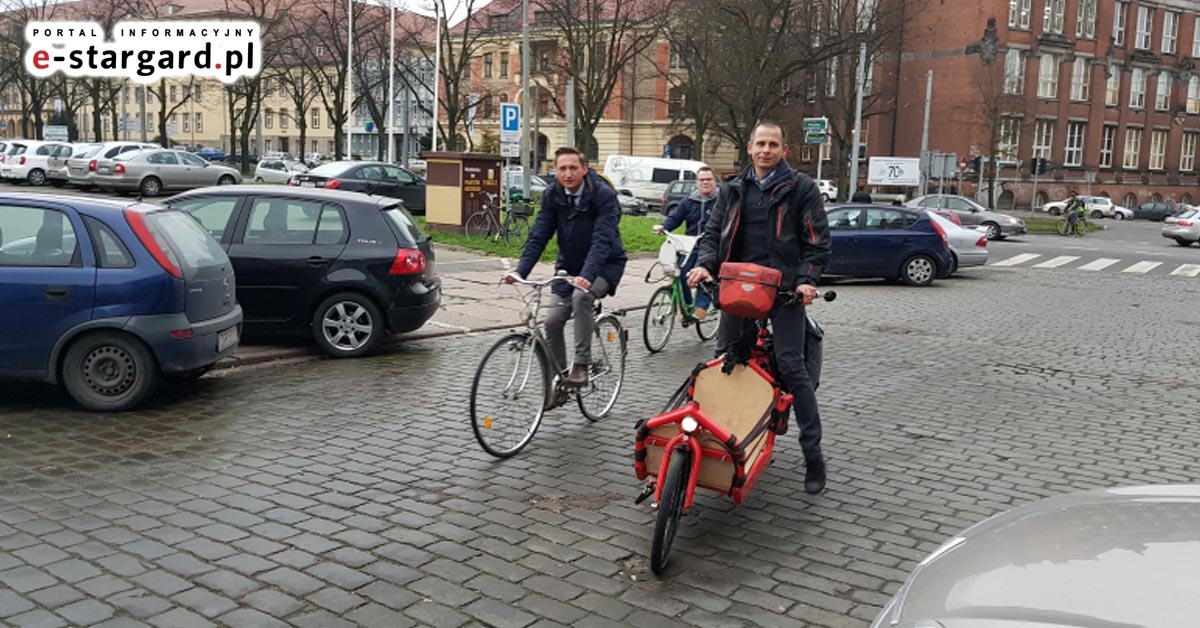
[0,193,243,411]
[194,147,227,162]
[825,203,954,286]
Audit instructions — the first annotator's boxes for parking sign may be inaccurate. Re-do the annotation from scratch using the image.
[500,103,520,143]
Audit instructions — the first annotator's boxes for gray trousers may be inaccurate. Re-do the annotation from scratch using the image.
[716,303,823,463]
[544,276,611,373]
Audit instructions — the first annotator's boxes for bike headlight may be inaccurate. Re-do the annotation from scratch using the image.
[681,416,698,434]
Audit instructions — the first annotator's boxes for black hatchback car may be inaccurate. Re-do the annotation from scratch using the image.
[1131,201,1179,221]
[290,161,427,214]
[162,187,440,358]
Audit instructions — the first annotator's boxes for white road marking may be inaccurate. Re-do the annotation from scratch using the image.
[992,253,1042,267]
[1122,261,1162,274]
[1077,258,1121,271]
[1170,264,1200,277]
[1032,256,1080,268]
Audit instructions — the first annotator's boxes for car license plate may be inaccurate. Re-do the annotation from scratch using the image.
[301,181,315,187]
[217,326,238,352]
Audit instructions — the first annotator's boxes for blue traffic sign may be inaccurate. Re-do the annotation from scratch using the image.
[500,103,520,143]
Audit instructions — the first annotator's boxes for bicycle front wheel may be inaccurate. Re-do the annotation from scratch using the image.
[503,215,530,247]
[1055,219,1070,236]
[642,286,676,353]
[470,333,550,458]
[694,307,720,342]
[464,211,493,241]
[1075,220,1088,236]
[650,447,690,575]
[577,316,626,421]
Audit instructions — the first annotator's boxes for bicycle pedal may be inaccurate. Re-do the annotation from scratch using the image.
[634,483,655,505]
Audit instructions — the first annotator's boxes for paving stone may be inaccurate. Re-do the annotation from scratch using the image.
[56,598,115,625]
[106,589,172,619]
[305,587,367,614]
[241,589,304,617]
[193,570,259,599]
[170,587,237,618]
[147,608,215,628]
[216,608,291,628]
[7,609,68,627]
[464,597,538,628]
[258,567,324,596]
[26,583,85,608]
[0,587,36,617]
[0,566,57,593]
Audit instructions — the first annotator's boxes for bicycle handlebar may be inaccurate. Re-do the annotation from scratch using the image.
[500,270,575,289]
[779,289,837,306]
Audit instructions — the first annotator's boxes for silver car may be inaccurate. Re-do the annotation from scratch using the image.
[93,149,242,196]
[47,143,100,187]
[67,141,159,189]
[926,211,987,273]
[1162,207,1200,246]
[253,159,308,184]
[907,194,1026,240]
[872,484,1200,628]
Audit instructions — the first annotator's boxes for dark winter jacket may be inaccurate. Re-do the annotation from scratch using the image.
[662,189,719,236]
[516,168,628,297]
[695,162,831,290]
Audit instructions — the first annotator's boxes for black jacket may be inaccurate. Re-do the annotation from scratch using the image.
[517,168,628,297]
[695,163,831,290]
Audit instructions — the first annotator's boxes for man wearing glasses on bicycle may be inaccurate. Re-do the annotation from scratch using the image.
[652,167,721,320]
[505,147,628,389]
[686,121,833,494]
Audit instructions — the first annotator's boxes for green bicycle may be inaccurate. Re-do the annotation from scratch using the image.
[642,232,721,353]
[1055,215,1088,236]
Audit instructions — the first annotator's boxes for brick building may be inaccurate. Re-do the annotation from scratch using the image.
[870,0,1200,209]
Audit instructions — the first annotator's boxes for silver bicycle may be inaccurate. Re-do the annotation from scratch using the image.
[469,272,628,458]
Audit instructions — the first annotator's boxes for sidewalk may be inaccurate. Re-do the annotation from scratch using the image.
[217,250,668,370]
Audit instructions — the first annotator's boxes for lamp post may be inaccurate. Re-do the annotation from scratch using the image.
[431,1,441,153]
[387,0,396,162]
[345,0,354,159]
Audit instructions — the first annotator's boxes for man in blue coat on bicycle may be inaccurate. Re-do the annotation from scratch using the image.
[653,166,721,319]
[687,121,832,494]
[507,146,628,388]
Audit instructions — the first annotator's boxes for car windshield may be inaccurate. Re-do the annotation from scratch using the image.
[309,163,351,176]
[284,161,309,172]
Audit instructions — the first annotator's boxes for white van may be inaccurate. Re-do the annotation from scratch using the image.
[603,155,708,209]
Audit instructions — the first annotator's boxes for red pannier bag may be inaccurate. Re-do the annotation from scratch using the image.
[718,262,782,320]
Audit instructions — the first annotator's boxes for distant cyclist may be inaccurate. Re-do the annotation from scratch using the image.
[1064,191,1085,233]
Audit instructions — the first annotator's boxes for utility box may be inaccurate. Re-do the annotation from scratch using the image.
[422,151,503,233]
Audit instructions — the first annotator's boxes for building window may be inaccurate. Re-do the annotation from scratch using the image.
[328,140,335,154]
[195,113,202,133]
[1129,68,1146,108]
[1182,133,1198,172]
[1113,1,1128,46]
[1123,127,1142,169]
[1004,49,1025,95]
[669,47,688,69]
[1106,70,1122,106]
[1009,0,1031,29]
[1064,121,1085,166]
[826,62,837,97]
[1156,72,1171,110]
[1076,0,1096,38]
[1043,0,1064,34]
[194,84,201,101]
[265,109,273,129]
[1038,54,1058,98]
[182,114,190,132]
[668,87,685,117]
[1149,129,1168,170]
[1033,120,1054,160]
[280,108,288,129]
[1135,6,1152,50]
[170,85,177,102]
[1190,77,1200,113]
[1194,18,1200,57]
[311,108,319,128]
[1100,125,1116,167]
[500,53,508,78]
[999,117,1021,162]
[1162,11,1178,54]
[265,139,272,152]
[1070,58,1090,101]
[484,54,493,79]
[312,140,319,154]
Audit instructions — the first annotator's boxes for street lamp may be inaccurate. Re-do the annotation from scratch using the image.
[387,0,396,162]
[346,0,354,160]
[431,0,441,153]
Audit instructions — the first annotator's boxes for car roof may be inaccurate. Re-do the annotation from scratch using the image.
[167,185,397,208]
[828,202,921,214]
[0,191,169,215]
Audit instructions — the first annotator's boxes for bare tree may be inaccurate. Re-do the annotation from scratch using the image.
[399,0,491,152]
[269,33,322,161]
[0,0,64,139]
[224,0,296,169]
[354,9,398,160]
[530,0,672,152]
[660,25,718,159]
[288,0,368,160]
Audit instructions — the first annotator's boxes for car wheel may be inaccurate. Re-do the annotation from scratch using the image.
[217,175,236,186]
[1090,210,1103,219]
[900,255,936,286]
[61,331,160,412]
[312,293,385,358]
[26,169,46,186]
[139,176,162,197]
[254,177,264,183]
[983,222,1001,240]
[821,193,831,202]
[1049,207,1061,216]
[1176,239,1192,247]
[1114,212,1126,220]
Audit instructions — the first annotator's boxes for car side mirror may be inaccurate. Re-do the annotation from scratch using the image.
[619,190,633,197]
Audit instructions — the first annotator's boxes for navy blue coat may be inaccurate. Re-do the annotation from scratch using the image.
[516,169,628,297]
[662,190,719,236]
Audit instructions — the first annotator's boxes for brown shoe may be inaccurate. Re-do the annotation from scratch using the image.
[564,364,589,388]
[694,307,708,321]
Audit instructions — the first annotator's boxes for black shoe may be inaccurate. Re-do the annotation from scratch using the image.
[564,364,590,388]
[804,457,826,494]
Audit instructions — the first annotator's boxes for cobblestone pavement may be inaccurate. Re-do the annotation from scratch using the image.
[2,266,1199,628]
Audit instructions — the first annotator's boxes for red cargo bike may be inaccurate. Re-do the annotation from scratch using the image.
[634,290,835,574]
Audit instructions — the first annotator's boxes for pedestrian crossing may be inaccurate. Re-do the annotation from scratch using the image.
[989,253,1200,277]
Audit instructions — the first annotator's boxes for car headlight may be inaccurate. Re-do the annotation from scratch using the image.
[1004,216,1018,224]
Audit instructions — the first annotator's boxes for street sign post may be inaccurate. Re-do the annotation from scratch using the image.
[500,103,521,144]
[500,142,520,158]
[43,125,68,141]
[802,117,829,181]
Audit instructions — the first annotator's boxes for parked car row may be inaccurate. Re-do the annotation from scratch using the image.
[0,185,441,412]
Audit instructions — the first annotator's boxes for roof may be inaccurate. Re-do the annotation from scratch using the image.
[0,191,144,212]
[166,185,399,208]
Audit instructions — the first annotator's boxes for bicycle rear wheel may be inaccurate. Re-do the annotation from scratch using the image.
[650,448,690,575]
[642,286,675,353]
[470,333,550,458]
[577,316,626,421]
[503,215,530,247]
[464,211,493,241]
